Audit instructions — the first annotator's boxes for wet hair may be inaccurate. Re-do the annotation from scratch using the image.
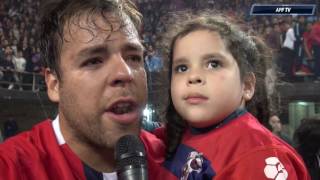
[164,13,273,159]
[40,0,142,80]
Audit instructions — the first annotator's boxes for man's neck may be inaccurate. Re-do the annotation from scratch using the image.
[66,137,116,173]
[56,116,116,173]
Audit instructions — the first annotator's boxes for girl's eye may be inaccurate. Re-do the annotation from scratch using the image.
[208,60,221,69]
[174,64,188,73]
[82,57,103,67]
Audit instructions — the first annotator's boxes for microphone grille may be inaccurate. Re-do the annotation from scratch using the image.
[115,135,147,169]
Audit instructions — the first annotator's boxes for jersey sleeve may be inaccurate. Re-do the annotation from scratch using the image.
[140,130,166,178]
[0,150,22,180]
[215,146,310,180]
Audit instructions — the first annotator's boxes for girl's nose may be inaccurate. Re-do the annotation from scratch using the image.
[188,72,205,85]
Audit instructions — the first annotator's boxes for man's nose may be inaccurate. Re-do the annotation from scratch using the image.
[109,54,134,87]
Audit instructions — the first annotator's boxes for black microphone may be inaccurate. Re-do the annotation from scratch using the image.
[115,135,148,180]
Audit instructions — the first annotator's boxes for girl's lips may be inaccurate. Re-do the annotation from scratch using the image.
[185,93,208,104]
[185,96,208,104]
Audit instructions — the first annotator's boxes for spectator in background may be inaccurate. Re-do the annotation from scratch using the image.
[12,24,19,42]
[294,16,306,75]
[278,20,296,81]
[0,46,15,89]
[22,40,34,90]
[31,47,44,91]
[144,45,163,94]
[12,49,26,90]
[304,22,314,61]
[302,22,314,75]
[142,116,162,132]
[145,45,163,73]
[141,32,151,46]
[265,23,282,53]
[11,39,18,56]
[0,39,5,61]
[294,118,320,180]
[310,18,320,82]
[3,118,18,139]
[269,115,293,145]
[22,40,32,62]
[30,47,42,74]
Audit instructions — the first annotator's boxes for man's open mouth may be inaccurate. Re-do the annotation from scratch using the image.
[109,102,136,114]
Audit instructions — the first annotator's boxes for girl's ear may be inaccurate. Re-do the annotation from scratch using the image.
[45,68,60,103]
[242,72,256,101]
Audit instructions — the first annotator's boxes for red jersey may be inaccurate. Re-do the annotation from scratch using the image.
[310,22,320,46]
[303,31,313,52]
[157,110,310,180]
[0,120,165,180]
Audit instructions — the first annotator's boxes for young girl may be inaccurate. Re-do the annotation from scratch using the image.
[159,15,310,180]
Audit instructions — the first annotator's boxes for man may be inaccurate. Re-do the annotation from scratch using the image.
[12,50,26,90]
[310,18,320,81]
[0,46,15,89]
[293,16,305,74]
[0,0,164,179]
[268,115,293,146]
[278,20,296,81]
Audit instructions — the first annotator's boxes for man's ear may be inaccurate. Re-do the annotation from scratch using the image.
[242,72,256,101]
[45,68,60,102]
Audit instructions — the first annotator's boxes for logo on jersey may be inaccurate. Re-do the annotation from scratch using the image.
[181,151,204,180]
[163,144,215,180]
[264,157,288,180]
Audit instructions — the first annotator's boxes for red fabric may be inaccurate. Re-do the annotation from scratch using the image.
[140,129,166,178]
[0,120,86,180]
[310,22,320,46]
[156,113,310,180]
[0,120,165,180]
[303,31,313,52]
[152,126,167,142]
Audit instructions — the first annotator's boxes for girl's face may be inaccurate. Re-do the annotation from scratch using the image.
[171,30,254,128]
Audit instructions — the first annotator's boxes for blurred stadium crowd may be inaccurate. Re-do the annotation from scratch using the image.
[0,0,319,90]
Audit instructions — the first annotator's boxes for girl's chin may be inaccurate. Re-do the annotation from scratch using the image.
[188,119,221,128]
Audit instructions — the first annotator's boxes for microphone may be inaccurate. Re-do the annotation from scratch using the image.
[115,135,148,180]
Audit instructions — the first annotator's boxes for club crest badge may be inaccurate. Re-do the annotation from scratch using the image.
[180,151,204,180]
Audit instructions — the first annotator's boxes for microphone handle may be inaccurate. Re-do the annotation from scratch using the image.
[118,167,148,180]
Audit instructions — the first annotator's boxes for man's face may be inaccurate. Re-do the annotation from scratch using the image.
[46,14,147,149]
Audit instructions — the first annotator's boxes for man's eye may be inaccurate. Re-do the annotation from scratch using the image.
[207,60,221,69]
[174,64,188,73]
[82,57,103,67]
[127,55,142,62]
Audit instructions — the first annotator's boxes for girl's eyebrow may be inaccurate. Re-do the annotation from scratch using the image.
[172,57,189,65]
[201,53,225,60]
